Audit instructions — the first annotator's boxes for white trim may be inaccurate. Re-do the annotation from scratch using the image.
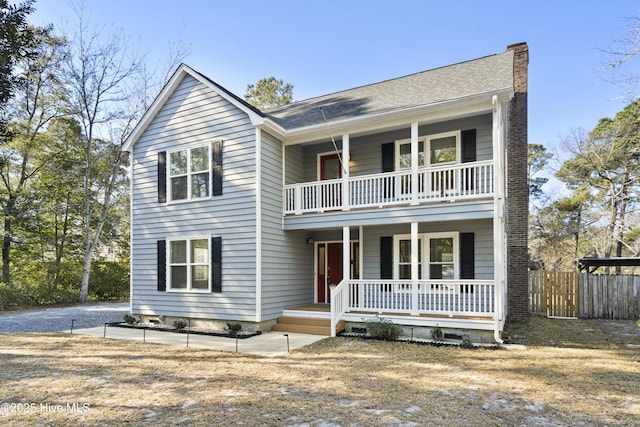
[166,237,212,293]
[492,95,506,343]
[342,134,350,211]
[343,227,350,282]
[166,141,219,203]
[410,123,419,205]
[395,137,424,170]
[129,152,134,314]
[255,127,262,323]
[425,130,461,166]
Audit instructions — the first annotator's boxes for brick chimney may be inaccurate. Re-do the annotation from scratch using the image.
[506,42,529,323]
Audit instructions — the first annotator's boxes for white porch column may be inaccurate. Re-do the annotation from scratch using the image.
[343,226,350,283]
[492,95,506,342]
[410,222,419,315]
[410,122,419,205]
[342,134,350,211]
[358,225,363,280]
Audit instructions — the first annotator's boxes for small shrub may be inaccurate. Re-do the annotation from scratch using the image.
[364,316,402,340]
[430,327,443,342]
[461,334,474,349]
[123,314,138,325]
[173,319,188,331]
[225,322,242,335]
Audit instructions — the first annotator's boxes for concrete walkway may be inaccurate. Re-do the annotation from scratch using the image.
[70,325,326,357]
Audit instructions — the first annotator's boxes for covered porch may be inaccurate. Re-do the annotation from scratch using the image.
[278,217,507,340]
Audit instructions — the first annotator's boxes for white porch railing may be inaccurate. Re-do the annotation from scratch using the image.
[330,279,495,336]
[330,280,349,338]
[284,160,494,215]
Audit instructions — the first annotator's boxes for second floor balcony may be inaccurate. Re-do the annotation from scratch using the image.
[284,160,494,215]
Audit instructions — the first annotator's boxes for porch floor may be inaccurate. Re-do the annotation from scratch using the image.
[283,304,494,322]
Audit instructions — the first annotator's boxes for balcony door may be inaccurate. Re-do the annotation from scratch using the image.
[318,153,342,209]
[319,153,342,180]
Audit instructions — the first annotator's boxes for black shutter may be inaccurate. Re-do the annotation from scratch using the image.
[211,236,222,292]
[461,130,476,191]
[158,151,167,203]
[381,143,395,199]
[461,129,476,163]
[157,240,166,291]
[380,236,393,279]
[381,142,394,172]
[212,140,223,196]
[460,233,474,292]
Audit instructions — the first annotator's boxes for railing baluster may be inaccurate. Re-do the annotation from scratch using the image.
[284,161,494,214]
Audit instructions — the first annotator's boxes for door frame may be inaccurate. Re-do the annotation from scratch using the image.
[314,240,359,304]
[317,151,343,181]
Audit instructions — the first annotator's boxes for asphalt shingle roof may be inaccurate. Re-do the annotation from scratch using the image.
[266,50,514,130]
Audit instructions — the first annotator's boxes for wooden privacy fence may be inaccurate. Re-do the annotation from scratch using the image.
[529,271,579,318]
[529,271,640,320]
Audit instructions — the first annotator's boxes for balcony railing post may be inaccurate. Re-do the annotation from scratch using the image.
[294,185,302,215]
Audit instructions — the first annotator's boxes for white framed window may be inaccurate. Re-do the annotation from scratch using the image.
[395,130,461,169]
[393,232,459,280]
[169,144,211,201]
[169,238,210,291]
[394,236,422,280]
[426,131,460,166]
[395,138,425,170]
[426,232,458,280]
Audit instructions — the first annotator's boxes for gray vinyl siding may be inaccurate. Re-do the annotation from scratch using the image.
[284,145,303,185]
[130,74,258,321]
[300,114,492,180]
[260,132,313,321]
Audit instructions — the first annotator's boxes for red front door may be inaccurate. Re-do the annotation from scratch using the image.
[317,243,343,304]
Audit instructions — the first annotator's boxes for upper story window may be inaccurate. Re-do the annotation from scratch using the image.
[158,140,222,204]
[395,131,461,170]
[169,145,211,201]
[428,132,459,165]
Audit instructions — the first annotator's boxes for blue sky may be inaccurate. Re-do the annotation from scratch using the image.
[31,0,640,162]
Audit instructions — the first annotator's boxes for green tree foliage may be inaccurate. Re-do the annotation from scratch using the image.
[244,76,293,110]
[0,0,37,110]
[528,143,553,203]
[0,29,67,285]
[558,100,640,260]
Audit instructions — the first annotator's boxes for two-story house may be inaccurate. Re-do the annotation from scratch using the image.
[123,43,529,343]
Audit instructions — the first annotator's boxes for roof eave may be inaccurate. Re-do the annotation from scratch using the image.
[281,89,513,145]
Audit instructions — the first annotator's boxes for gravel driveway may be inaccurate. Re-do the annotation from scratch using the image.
[0,302,129,333]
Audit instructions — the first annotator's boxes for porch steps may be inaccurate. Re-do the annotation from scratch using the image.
[271,316,345,336]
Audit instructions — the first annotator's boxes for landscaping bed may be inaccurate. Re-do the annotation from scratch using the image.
[107,322,261,339]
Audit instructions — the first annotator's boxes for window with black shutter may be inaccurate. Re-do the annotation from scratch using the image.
[212,140,223,196]
[157,240,166,291]
[380,236,393,279]
[460,232,475,292]
[211,236,222,292]
[158,152,167,203]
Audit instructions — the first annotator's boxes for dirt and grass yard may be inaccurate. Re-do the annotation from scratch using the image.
[0,317,638,426]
